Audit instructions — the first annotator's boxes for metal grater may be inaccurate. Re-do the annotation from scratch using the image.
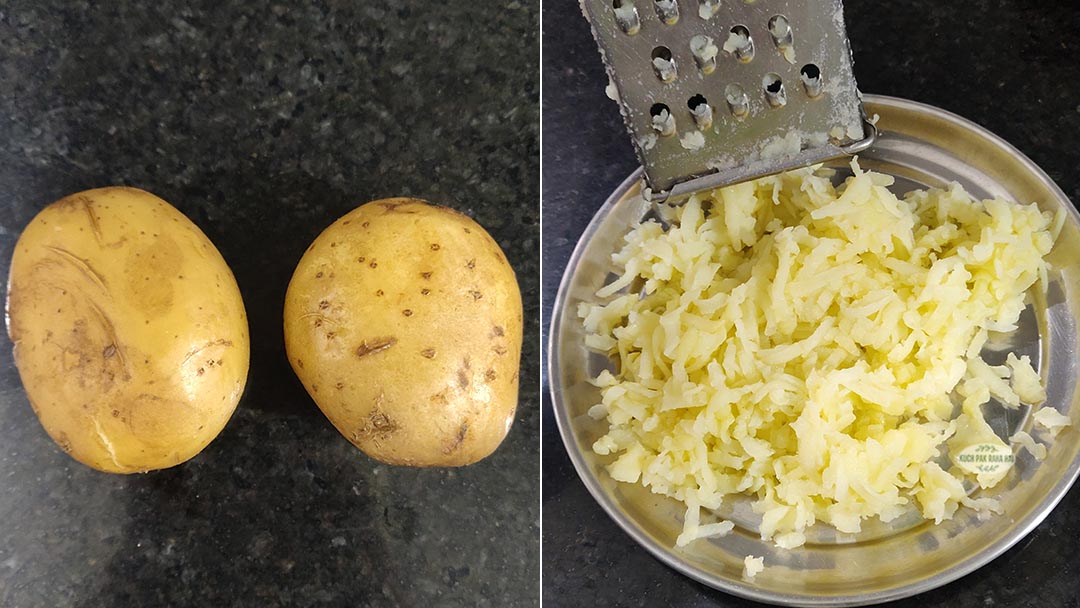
[581,0,876,202]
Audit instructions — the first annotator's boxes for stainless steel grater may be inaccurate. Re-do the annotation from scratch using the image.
[581,0,876,202]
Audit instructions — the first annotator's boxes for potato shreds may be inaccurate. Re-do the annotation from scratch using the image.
[1033,408,1071,438]
[743,555,765,579]
[580,161,1057,548]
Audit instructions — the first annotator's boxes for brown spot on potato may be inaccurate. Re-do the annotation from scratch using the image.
[335,382,345,390]
[56,432,72,454]
[316,272,324,278]
[319,300,330,309]
[430,243,441,251]
[102,344,117,359]
[431,391,449,407]
[402,309,413,317]
[357,406,400,442]
[343,220,351,225]
[467,259,476,270]
[420,272,432,280]
[111,409,120,418]
[442,422,469,455]
[369,261,378,268]
[355,337,397,359]
[375,290,384,297]
[357,256,366,263]
[470,290,483,301]
[326,332,336,340]
[493,345,508,356]
[421,348,436,359]
[378,201,409,212]
[197,367,205,376]
[297,359,304,369]
[491,326,505,338]
[125,235,182,314]
[485,369,497,382]
[464,227,472,234]
[421,288,430,295]
[362,221,370,228]
[457,360,471,389]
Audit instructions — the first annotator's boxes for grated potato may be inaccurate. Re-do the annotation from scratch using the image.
[581,161,1059,548]
[1033,408,1071,438]
[1010,430,1047,461]
[743,555,765,579]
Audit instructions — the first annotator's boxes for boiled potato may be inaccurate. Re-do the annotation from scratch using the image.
[284,198,522,466]
[6,187,249,473]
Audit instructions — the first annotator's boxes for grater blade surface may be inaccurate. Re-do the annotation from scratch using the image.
[582,0,875,201]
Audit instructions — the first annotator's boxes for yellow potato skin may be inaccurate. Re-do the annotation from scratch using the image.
[6,187,250,473]
[284,198,522,466]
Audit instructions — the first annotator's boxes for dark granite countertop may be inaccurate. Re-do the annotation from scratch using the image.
[0,2,539,607]
[542,1,1080,606]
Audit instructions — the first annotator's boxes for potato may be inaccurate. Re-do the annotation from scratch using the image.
[5,187,250,473]
[283,198,522,466]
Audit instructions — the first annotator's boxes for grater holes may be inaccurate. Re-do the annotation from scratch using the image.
[650,103,676,136]
[768,15,795,63]
[698,0,720,20]
[725,84,749,118]
[687,94,713,130]
[653,0,679,25]
[689,35,718,74]
[612,1,641,35]
[723,25,754,63]
[800,63,823,98]
[768,15,792,45]
[763,73,786,107]
[651,46,677,82]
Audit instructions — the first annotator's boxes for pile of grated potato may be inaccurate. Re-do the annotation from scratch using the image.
[580,161,1067,550]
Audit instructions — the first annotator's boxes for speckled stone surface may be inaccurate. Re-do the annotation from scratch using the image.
[542,1,1080,606]
[0,2,539,607]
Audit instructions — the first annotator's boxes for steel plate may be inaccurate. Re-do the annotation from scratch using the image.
[548,95,1080,606]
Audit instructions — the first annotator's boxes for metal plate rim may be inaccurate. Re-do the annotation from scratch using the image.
[548,93,1080,606]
